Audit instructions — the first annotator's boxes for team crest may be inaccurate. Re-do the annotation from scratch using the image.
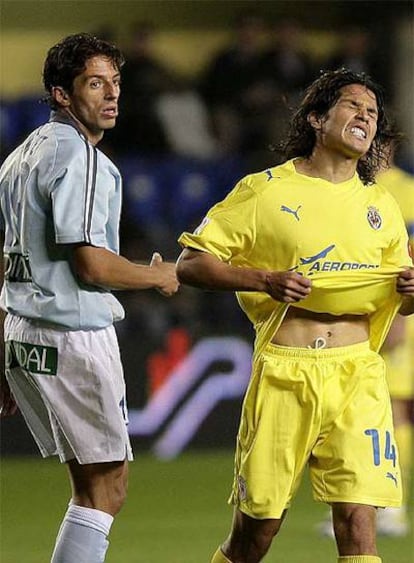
[367,206,382,230]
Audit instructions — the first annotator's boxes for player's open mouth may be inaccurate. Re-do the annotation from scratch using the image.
[102,107,117,117]
[350,126,367,139]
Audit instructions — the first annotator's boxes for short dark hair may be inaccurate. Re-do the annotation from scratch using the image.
[43,33,125,109]
[280,68,399,185]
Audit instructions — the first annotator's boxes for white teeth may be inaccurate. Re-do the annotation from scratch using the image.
[350,127,366,139]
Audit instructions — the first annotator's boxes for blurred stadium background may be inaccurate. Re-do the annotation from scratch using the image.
[1,1,413,562]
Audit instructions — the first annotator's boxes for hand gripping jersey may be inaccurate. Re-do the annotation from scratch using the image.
[0,112,124,330]
[179,159,411,354]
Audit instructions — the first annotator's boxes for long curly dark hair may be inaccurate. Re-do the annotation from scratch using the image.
[280,68,400,185]
[43,33,125,110]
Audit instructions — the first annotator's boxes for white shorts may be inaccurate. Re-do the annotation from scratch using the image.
[4,314,133,464]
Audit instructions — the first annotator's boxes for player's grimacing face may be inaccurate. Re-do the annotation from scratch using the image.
[66,56,121,143]
[318,84,379,158]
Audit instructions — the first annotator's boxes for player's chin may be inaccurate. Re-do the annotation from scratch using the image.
[103,121,117,130]
[100,117,117,130]
[358,139,373,156]
[345,144,368,159]
[343,137,370,156]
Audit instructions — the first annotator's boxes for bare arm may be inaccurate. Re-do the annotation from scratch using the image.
[176,248,311,303]
[71,245,179,296]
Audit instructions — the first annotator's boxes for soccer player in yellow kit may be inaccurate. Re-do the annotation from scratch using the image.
[317,156,414,540]
[176,69,414,563]
[376,163,414,536]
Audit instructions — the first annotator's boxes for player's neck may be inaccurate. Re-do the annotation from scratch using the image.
[62,108,104,146]
[294,153,358,184]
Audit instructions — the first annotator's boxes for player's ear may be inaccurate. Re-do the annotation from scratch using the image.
[52,86,71,107]
[307,112,323,131]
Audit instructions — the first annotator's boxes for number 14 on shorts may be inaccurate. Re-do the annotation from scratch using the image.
[364,429,397,467]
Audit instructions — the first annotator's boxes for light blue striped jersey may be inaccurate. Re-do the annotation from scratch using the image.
[0,111,125,329]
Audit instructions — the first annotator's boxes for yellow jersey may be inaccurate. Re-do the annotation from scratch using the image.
[179,159,411,353]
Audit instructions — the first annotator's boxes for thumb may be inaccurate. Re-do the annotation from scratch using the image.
[150,252,163,266]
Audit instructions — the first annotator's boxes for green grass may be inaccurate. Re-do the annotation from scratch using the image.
[1,452,413,562]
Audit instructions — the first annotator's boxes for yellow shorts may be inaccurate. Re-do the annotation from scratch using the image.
[229,341,402,519]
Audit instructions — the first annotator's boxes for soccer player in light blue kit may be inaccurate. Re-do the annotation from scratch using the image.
[0,33,178,563]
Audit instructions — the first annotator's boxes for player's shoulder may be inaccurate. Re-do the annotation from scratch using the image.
[239,160,294,195]
[370,177,401,201]
[47,122,99,178]
[51,121,88,153]
[0,125,56,179]
[48,124,119,183]
[368,178,406,220]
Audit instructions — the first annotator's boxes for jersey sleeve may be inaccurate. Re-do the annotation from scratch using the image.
[178,178,257,263]
[48,137,110,247]
[382,195,413,268]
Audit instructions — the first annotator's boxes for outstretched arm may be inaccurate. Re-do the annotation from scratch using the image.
[176,248,311,303]
[71,244,179,297]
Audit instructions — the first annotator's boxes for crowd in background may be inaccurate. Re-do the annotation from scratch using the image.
[103,13,390,164]
[0,13,411,396]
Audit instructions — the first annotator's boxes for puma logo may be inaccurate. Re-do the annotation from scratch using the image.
[280,204,302,221]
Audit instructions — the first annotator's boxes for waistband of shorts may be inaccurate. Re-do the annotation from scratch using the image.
[5,313,112,334]
[5,313,69,332]
[263,340,373,360]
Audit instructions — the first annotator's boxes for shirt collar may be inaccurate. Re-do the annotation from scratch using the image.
[49,110,88,141]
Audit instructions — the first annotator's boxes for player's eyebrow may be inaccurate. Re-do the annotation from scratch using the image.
[85,72,121,79]
[339,95,378,112]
